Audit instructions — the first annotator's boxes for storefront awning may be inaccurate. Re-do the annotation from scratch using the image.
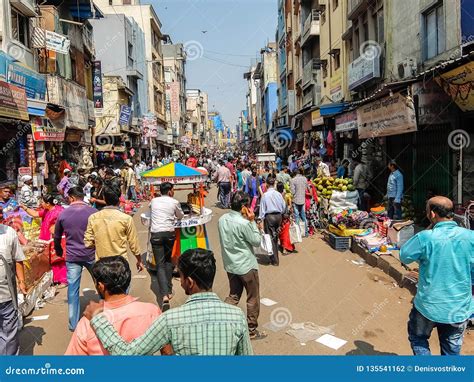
[319,102,347,116]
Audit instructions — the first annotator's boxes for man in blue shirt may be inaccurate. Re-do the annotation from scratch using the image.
[259,176,287,266]
[386,161,404,219]
[400,196,474,355]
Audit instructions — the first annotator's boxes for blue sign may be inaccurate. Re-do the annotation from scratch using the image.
[0,356,471,382]
[0,51,46,100]
[461,0,474,43]
[119,105,132,125]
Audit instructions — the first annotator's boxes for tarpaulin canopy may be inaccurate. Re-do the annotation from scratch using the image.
[141,162,207,184]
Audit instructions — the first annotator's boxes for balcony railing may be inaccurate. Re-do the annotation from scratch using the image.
[302,10,320,46]
[303,59,320,87]
[303,84,322,107]
[347,0,368,20]
[82,27,94,55]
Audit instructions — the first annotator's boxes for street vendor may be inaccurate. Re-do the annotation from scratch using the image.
[315,157,330,178]
[0,206,27,355]
[21,194,67,285]
[19,175,36,208]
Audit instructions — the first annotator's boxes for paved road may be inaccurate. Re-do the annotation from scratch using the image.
[19,188,474,355]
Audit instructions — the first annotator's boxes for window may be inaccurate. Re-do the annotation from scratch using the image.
[333,51,340,70]
[353,27,360,59]
[424,3,445,60]
[333,0,339,10]
[322,61,328,78]
[374,8,384,43]
[11,8,30,47]
[109,0,112,5]
[362,15,369,43]
[128,42,134,67]
[71,56,77,82]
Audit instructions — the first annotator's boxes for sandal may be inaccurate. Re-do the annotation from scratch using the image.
[250,330,267,340]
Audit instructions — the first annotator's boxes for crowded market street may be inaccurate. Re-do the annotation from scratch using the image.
[17,187,474,356]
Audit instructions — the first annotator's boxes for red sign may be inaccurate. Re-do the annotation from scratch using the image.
[18,167,32,176]
[31,116,65,142]
[0,80,28,120]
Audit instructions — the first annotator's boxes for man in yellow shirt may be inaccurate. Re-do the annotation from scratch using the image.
[84,187,143,272]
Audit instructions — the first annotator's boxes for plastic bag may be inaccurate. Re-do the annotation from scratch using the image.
[289,222,302,244]
[253,234,273,256]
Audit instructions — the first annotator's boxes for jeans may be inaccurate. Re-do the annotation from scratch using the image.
[150,231,176,301]
[357,188,367,211]
[294,204,308,236]
[66,261,95,331]
[0,300,20,355]
[388,197,402,220]
[264,213,283,265]
[218,182,231,208]
[225,270,260,334]
[127,186,137,201]
[407,306,468,355]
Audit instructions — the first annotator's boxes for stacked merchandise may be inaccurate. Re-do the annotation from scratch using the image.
[328,209,368,237]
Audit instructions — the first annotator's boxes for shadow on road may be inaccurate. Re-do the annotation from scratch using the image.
[19,326,46,355]
[345,340,399,355]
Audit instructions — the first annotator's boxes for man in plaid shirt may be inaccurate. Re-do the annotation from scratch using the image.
[84,249,253,355]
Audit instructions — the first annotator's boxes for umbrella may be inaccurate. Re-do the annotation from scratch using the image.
[141,162,207,184]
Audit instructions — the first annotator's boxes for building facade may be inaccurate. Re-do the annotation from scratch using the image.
[163,43,187,146]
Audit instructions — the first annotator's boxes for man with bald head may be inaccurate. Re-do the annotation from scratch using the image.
[400,196,474,355]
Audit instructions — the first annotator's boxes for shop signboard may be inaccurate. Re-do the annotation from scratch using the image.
[435,62,474,112]
[412,80,453,125]
[18,167,32,176]
[348,54,381,91]
[330,70,343,102]
[311,110,324,127]
[119,105,132,126]
[461,0,474,45]
[169,82,180,120]
[31,116,65,141]
[45,30,71,55]
[92,61,103,109]
[335,110,358,132]
[357,92,417,139]
[0,52,46,100]
[0,81,28,120]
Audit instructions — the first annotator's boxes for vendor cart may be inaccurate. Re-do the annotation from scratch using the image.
[140,162,213,271]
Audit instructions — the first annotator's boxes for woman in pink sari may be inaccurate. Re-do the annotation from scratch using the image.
[21,194,66,284]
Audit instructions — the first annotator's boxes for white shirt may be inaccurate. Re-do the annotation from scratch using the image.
[317,162,331,177]
[0,225,25,303]
[150,196,185,233]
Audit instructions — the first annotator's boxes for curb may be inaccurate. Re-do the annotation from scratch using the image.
[350,241,417,295]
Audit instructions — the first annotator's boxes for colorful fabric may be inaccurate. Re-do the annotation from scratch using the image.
[38,205,63,241]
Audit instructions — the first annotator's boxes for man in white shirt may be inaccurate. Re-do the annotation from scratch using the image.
[149,182,184,311]
[213,160,232,208]
[315,157,330,178]
[0,207,27,355]
[126,164,137,201]
[19,175,35,208]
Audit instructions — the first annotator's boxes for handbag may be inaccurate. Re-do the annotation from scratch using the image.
[289,222,303,244]
[253,233,273,256]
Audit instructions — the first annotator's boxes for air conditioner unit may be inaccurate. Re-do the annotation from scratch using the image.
[397,58,417,80]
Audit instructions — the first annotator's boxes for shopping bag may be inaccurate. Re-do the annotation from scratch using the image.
[290,222,303,244]
[253,234,274,256]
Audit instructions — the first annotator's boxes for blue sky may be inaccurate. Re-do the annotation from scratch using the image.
[147,0,278,127]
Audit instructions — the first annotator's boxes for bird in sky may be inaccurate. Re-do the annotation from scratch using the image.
[201,30,208,34]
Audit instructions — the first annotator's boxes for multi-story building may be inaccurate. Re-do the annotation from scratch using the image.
[90,13,147,159]
[243,65,258,149]
[94,0,168,153]
[163,43,187,146]
[254,43,279,152]
[185,89,207,149]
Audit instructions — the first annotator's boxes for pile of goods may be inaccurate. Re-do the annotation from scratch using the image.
[312,177,355,200]
[328,209,368,237]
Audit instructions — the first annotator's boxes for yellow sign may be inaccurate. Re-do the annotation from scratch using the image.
[312,110,324,126]
[436,62,474,112]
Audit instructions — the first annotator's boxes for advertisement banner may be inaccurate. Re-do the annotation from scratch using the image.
[335,110,358,132]
[436,62,474,112]
[31,116,65,141]
[357,92,417,139]
[169,82,180,120]
[92,61,103,109]
[348,55,381,91]
[0,81,28,120]
[412,80,453,125]
[142,113,157,138]
[311,110,324,127]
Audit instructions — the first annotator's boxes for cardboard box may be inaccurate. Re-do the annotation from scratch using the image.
[388,223,414,248]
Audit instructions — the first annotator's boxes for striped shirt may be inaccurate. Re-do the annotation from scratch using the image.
[90,292,253,355]
[290,175,308,205]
